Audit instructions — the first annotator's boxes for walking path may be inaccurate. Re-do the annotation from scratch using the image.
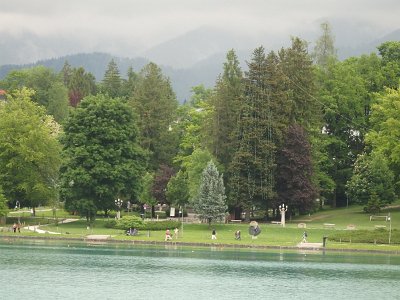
[24,218,79,234]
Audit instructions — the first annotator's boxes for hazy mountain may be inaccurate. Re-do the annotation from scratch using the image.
[1,26,399,102]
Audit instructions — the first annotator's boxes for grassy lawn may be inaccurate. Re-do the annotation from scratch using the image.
[2,203,400,252]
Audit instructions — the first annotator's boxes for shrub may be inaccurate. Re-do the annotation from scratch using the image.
[154,211,166,219]
[115,215,144,230]
[104,219,116,228]
[141,220,181,231]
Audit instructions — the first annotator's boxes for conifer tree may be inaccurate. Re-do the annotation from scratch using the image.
[194,161,227,226]
[229,47,276,219]
[313,22,337,69]
[211,49,243,172]
[102,59,122,98]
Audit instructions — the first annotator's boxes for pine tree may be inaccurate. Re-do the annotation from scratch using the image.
[102,59,122,98]
[194,161,227,226]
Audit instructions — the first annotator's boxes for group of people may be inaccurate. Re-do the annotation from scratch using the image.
[165,228,179,241]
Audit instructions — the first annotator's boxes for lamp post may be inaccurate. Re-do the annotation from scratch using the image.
[179,206,183,238]
[114,198,123,219]
[388,213,392,244]
[15,201,20,224]
[279,204,288,227]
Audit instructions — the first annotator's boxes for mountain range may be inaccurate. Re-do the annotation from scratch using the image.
[1,26,399,102]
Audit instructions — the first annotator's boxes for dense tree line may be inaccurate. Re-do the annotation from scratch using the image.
[0,24,399,223]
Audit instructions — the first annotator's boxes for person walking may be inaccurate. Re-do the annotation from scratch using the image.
[211,229,217,240]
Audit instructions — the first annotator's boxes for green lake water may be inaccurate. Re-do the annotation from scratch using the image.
[1,239,400,300]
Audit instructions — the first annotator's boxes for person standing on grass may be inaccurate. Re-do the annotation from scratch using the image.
[211,229,217,240]
[174,227,179,239]
[302,231,308,243]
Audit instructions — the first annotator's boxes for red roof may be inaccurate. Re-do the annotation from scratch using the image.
[0,90,6,95]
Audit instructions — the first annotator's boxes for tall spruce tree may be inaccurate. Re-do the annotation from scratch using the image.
[229,47,276,220]
[194,161,227,226]
[211,49,243,172]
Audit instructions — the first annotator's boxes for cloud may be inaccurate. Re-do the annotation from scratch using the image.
[0,0,399,64]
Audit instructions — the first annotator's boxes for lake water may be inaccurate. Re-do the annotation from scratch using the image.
[1,239,400,300]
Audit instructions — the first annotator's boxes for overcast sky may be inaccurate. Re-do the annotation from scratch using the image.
[1,0,399,64]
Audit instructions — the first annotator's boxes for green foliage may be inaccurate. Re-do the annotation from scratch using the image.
[182,148,219,201]
[151,165,175,205]
[130,62,179,169]
[0,186,9,217]
[194,161,227,225]
[1,66,69,122]
[367,87,400,192]
[115,215,144,230]
[101,59,122,98]
[166,170,190,206]
[363,192,382,214]
[139,172,157,206]
[60,94,146,214]
[346,152,395,207]
[0,88,61,211]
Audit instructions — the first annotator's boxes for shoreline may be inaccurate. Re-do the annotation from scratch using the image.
[2,234,400,255]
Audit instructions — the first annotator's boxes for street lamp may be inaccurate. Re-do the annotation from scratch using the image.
[15,201,20,223]
[114,198,123,219]
[279,204,288,227]
[179,206,184,238]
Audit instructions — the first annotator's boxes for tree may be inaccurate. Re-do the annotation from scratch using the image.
[1,66,69,122]
[0,88,61,215]
[181,148,219,202]
[211,49,243,174]
[313,22,337,69]
[346,152,395,209]
[166,170,190,207]
[101,59,122,98]
[276,124,318,215]
[130,62,179,170]
[151,164,175,205]
[194,161,227,226]
[0,186,9,222]
[60,94,146,219]
[366,87,400,192]
[67,67,97,107]
[378,41,400,89]
[229,47,277,219]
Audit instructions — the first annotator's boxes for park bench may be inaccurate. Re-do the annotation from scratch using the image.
[369,215,388,221]
[323,223,335,229]
[297,223,307,228]
[229,219,242,223]
[374,225,386,229]
[271,221,281,225]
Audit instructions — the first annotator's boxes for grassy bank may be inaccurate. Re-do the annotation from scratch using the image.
[2,203,400,253]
